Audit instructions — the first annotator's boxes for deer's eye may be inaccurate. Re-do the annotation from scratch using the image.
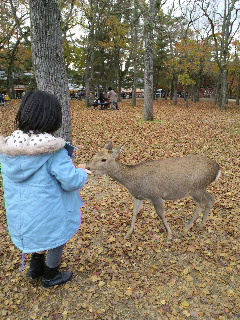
[101,159,107,162]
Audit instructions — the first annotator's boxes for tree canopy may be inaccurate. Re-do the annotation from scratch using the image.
[1,0,240,112]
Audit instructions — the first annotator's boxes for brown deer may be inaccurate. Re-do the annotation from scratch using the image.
[87,142,221,239]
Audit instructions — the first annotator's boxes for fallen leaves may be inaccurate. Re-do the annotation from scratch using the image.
[0,99,240,319]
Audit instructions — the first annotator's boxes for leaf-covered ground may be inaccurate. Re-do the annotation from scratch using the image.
[0,99,239,320]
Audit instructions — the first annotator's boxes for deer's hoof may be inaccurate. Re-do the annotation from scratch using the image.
[199,221,207,228]
[166,234,172,241]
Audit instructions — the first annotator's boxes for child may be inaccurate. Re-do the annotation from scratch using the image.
[0,90,88,288]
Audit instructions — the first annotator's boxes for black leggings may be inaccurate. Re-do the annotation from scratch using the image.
[45,244,65,268]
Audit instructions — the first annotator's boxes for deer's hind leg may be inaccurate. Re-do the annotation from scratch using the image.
[125,198,143,239]
[152,198,172,240]
[200,191,214,227]
[183,190,214,234]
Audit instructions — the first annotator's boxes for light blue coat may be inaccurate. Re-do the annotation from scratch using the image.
[0,132,88,253]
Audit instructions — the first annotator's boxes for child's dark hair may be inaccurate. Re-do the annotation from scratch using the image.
[15,90,62,134]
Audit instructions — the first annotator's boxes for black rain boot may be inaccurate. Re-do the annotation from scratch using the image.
[41,265,73,288]
[27,253,45,280]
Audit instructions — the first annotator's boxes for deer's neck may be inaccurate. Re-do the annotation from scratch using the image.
[107,161,132,186]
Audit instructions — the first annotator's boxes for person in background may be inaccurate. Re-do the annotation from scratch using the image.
[0,90,88,288]
[89,91,95,106]
[4,94,10,104]
[0,93,6,106]
[107,87,119,110]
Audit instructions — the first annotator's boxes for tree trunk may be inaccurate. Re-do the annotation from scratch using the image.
[143,0,157,121]
[29,0,71,142]
[236,73,240,106]
[85,50,95,108]
[191,84,197,103]
[172,75,178,105]
[165,89,169,100]
[131,1,138,107]
[116,47,122,102]
[85,23,95,107]
[219,69,228,110]
[6,62,15,99]
[143,35,154,120]
[170,79,174,100]
[183,85,187,101]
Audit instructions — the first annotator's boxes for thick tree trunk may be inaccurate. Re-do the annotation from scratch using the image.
[29,0,71,142]
[85,52,94,108]
[143,37,154,120]
[85,26,95,107]
[219,69,228,110]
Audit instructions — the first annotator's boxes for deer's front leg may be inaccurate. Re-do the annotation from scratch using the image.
[152,198,172,240]
[125,198,143,239]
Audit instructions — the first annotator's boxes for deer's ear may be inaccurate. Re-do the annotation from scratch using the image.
[104,141,113,150]
[112,144,124,158]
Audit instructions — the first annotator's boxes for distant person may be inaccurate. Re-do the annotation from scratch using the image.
[0,90,88,288]
[98,91,105,105]
[89,92,95,106]
[74,92,79,99]
[0,93,6,106]
[5,94,10,104]
[107,87,119,110]
[97,91,109,109]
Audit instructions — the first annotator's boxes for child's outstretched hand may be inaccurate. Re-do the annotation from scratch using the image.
[77,163,92,174]
[77,163,86,169]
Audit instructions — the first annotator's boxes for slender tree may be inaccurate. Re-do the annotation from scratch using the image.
[142,0,160,121]
[131,0,141,107]
[196,0,240,109]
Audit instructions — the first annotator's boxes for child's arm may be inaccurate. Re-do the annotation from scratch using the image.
[48,148,88,191]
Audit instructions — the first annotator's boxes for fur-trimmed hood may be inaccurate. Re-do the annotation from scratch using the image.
[0,130,65,156]
[0,130,66,183]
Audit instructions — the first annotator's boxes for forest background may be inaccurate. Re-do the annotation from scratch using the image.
[1,0,240,112]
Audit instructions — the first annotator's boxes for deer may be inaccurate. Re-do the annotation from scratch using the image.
[87,142,221,240]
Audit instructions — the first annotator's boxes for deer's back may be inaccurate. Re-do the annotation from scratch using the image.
[120,155,219,200]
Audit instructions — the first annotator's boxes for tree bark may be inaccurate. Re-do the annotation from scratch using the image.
[85,16,96,107]
[143,0,157,121]
[131,0,139,107]
[172,75,178,105]
[236,73,240,106]
[29,0,71,142]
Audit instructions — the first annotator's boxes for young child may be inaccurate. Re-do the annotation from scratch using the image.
[0,90,88,288]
